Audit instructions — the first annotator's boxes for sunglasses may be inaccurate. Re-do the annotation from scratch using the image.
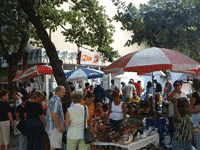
[174,84,181,87]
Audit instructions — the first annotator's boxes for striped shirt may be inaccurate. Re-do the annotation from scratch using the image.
[46,95,64,132]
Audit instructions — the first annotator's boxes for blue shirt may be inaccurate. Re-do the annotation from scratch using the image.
[93,87,105,104]
[46,95,64,131]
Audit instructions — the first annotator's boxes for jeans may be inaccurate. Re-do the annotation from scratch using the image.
[19,134,27,150]
[26,118,44,150]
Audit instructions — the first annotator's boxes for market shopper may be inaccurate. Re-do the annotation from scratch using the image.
[122,80,136,103]
[172,98,192,150]
[65,90,89,150]
[190,79,200,127]
[16,95,28,150]
[46,86,65,150]
[25,90,46,150]
[167,80,187,137]
[0,89,14,150]
[83,82,90,98]
[164,78,173,100]
[93,81,106,104]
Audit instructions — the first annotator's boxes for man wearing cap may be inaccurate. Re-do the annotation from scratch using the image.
[93,81,106,104]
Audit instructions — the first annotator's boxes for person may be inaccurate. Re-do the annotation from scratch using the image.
[172,98,192,150]
[122,80,136,103]
[190,79,200,128]
[41,91,48,116]
[137,81,144,98]
[65,90,89,150]
[130,79,141,99]
[80,93,96,126]
[154,79,163,104]
[24,82,31,95]
[76,84,83,94]
[121,82,126,102]
[68,82,75,92]
[107,91,126,128]
[16,95,28,150]
[129,91,141,103]
[90,85,94,93]
[25,90,46,150]
[29,78,39,91]
[83,82,90,98]
[46,86,66,150]
[93,81,106,104]
[13,86,23,108]
[167,80,187,137]
[154,79,162,93]
[110,79,118,103]
[19,82,29,97]
[164,78,173,100]
[0,89,14,150]
[107,92,126,150]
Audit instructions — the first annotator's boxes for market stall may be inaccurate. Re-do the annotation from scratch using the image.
[92,133,159,150]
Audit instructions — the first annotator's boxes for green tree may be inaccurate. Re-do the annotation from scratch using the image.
[113,0,200,62]
[0,0,31,91]
[1,0,118,107]
[60,0,119,62]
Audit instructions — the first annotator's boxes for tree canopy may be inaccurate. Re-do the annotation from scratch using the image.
[113,0,200,62]
[29,0,119,62]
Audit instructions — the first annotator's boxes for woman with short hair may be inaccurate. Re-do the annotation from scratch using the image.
[25,90,46,150]
[65,90,89,150]
[0,89,14,150]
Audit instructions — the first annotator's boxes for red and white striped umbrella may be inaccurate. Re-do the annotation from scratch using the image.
[188,65,200,76]
[104,47,200,75]
[12,65,53,82]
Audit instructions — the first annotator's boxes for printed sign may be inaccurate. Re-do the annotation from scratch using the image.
[80,51,100,65]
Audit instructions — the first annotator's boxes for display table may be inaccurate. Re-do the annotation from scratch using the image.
[92,133,159,150]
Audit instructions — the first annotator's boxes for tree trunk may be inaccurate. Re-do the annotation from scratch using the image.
[19,0,72,108]
[8,58,19,91]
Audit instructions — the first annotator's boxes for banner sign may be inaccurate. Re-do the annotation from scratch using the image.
[80,51,100,65]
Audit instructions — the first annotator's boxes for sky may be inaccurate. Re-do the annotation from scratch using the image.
[98,0,149,18]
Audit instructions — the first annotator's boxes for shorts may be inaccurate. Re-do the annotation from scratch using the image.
[47,128,63,149]
[0,120,10,145]
[109,119,122,128]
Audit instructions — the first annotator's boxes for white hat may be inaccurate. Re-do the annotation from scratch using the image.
[96,81,101,85]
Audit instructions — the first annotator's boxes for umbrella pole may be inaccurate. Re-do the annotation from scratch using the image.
[152,72,156,118]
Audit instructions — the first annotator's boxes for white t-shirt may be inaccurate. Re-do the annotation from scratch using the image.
[111,83,118,92]
[67,103,88,139]
[122,83,136,99]
[169,91,187,117]
[110,101,123,120]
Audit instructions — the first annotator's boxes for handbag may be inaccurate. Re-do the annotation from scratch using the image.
[62,131,67,144]
[84,105,94,144]
[16,119,27,135]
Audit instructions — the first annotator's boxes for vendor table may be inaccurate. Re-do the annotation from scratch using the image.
[92,133,159,150]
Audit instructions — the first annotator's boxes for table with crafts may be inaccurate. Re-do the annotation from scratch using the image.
[92,133,159,150]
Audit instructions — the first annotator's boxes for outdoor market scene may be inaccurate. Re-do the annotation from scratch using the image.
[1,0,200,150]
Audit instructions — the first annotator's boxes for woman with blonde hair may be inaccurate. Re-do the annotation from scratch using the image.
[25,90,46,150]
[65,90,89,150]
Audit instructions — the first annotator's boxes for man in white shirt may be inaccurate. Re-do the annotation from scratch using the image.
[110,79,118,102]
[122,80,136,103]
[111,79,118,93]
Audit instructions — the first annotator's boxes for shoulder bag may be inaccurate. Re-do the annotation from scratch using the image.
[84,105,94,144]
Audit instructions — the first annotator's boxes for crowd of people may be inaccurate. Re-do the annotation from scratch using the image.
[0,77,200,150]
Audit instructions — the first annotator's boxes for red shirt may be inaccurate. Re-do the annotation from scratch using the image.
[133,83,141,96]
